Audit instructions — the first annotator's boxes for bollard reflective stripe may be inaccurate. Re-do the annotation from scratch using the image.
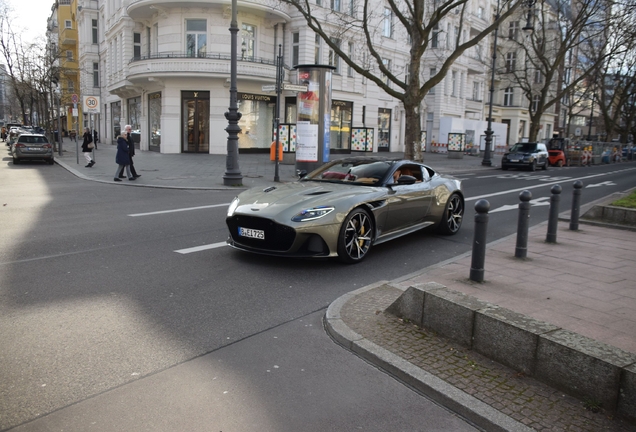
[546,184,562,243]
[515,190,532,258]
[470,199,490,283]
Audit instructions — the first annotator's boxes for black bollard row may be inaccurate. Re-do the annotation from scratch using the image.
[569,181,583,231]
[470,199,490,283]
[546,184,562,243]
[515,190,532,258]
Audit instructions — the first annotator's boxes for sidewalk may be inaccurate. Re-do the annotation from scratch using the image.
[52,142,501,189]
[55,144,636,431]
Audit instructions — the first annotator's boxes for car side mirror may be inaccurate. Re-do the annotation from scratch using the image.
[396,175,417,185]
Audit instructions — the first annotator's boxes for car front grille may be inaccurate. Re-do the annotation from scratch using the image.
[226,215,296,251]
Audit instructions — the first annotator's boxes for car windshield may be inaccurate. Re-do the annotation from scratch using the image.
[302,159,393,186]
[510,143,538,153]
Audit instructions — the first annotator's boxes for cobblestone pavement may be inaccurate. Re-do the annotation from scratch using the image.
[339,284,635,432]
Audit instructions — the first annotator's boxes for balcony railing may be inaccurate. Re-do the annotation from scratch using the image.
[130,52,282,67]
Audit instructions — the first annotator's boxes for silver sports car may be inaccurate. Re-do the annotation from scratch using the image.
[226,157,464,263]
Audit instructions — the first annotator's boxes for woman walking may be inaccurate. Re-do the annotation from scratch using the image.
[114,133,135,181]
[81,127,95,167]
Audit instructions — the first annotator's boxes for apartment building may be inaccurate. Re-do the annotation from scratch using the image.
[71,0,527,155]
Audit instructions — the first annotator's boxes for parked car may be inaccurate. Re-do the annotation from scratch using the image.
[226,157,464,263]
[11,133,54,165]
[502,142,549,171]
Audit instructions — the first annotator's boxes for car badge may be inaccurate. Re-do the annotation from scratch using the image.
[251,203,269,211]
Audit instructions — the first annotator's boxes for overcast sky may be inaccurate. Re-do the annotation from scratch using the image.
[8,0,52,45]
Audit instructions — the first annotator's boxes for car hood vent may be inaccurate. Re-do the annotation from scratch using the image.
[305,191,332,196]
[263,186,277,193]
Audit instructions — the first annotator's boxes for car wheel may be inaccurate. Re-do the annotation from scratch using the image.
[529,160,536,171]
[47,159,54,165]
[337,207,374,264]
[437,193,464,235]
[542,160,548,170]
[557,160,564,167]
[502,165,508,170]
[12,157,19,165]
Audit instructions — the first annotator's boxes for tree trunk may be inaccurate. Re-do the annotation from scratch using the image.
[528,120,541,142]
[403,102,421,161]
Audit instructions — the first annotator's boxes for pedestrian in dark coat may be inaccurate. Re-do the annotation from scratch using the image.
[81,127,95,167]
[114,134,134,181]
[93,129,99,149]
[118,124,140,178]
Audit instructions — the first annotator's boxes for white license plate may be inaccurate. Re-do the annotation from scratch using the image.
[510,159,519,162]
[238,227,265,240]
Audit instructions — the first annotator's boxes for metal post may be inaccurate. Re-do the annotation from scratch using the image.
[515,190,532,258]
[470,199,491,283]
[56,92,63,157]
[274,44,283,182]
[569,180,583,231]
[223,0,243,186]
[546,184,562,243]
[481,0,500,167]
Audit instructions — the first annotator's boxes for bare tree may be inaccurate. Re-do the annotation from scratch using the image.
[280,0,525,160]
[499,0,625,141]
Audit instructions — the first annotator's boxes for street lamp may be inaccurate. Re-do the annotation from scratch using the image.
[223,0,243,186]
[482,0,535,166]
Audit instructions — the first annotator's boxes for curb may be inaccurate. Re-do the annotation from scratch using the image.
[324,281,533,432]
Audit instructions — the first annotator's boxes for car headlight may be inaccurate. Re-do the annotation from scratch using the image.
[227,197,239,216]
[291,206,335,222]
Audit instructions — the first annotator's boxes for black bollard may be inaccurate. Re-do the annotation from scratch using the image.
[546,184,562,243]
[470,199,490,283]
[515,190,532,258]
[569,181,583,231]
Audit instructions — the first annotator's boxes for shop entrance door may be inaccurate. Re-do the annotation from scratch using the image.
[182,91,210,153]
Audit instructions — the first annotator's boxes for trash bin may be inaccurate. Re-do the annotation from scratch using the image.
[270,141,283,161]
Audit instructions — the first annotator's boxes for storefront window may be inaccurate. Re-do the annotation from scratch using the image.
[111,101,121,141]
[148,92,161,151]
[331,100,352,151]
[128,97,141,144]
[237,93,275,150]
[378,108,391,151]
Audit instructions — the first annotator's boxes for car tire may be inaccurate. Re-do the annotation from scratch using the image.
[542,160,548,170]
[502,165,508,170]
[12,158,19,165]
[337,207,374,264]
[529,160,536,171]
[47,159,54,165]
[437,193,464,235]
[557,160,564,167]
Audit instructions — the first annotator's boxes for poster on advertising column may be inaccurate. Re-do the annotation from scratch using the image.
[296,121,319,162]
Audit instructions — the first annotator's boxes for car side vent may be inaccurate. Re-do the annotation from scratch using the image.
[263,186,277,193]
[305,191,331,196]
[367,200,387,209]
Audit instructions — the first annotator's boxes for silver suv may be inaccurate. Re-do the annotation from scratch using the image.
[11,133,54,165]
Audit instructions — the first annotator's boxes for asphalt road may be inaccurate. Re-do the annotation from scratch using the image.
[1,158,634,431]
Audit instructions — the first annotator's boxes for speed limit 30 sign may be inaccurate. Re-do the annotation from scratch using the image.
[83,95,101,113]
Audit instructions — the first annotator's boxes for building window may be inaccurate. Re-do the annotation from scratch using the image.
[431,24,439,48]
[65,20,72,29]
[477,6,484,19]
[454,25,459,48]
[349,0,355,16]
[331,0,340,11]
[451,71,457,96]
[473,81,481,100]
[133,32,141,60]
[186,19,207,57]
[383,8,393,37]
[92,19,98,44]
[506,52,516,72]
[561,108,568,128]
[292,32,299,66]
[429,68,436,94]
[348,42,354,77]
[241,23,256,60]
[93,62,99,87]
[67,79,74,92]
[534,69,543,83]
[508,21,519,40]
[66,50,73,61]
[315,33,321,64]
[316,0,321,6]
[504,87,514,106]
[532,94,540,111]
[329,38,341,74]
[382,58,391,85]
[446,23,451,49]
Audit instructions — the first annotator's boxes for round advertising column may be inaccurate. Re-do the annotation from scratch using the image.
[294,65,336,175]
